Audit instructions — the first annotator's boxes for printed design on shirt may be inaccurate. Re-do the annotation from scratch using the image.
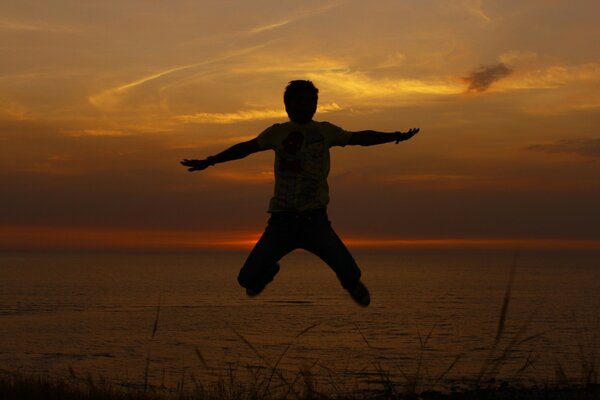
[270,125,331,211]
[303,129,325,178]
[278,131,304,173]
[305,130,325,159]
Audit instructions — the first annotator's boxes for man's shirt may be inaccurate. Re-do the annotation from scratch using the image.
[257,120,352,212]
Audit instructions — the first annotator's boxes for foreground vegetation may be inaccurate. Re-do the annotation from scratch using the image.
[1,371,599,400]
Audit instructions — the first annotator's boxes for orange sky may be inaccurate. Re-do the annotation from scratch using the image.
[1,1,599,251]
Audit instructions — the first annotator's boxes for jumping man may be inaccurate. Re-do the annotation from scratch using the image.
[181,80,419,307]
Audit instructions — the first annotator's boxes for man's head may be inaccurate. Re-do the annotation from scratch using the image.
[284,80,318,124]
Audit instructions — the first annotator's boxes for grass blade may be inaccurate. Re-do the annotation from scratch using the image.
[143,295,162,393]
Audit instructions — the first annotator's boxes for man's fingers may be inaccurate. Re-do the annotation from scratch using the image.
[395,128,420,144]
[406,128,419,136]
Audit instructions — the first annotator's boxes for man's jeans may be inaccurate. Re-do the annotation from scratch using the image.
[237,210,362,291]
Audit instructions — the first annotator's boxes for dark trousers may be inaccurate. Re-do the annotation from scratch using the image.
[237,210,362,291]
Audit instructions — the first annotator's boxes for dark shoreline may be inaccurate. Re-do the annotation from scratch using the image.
[1,372,599,400]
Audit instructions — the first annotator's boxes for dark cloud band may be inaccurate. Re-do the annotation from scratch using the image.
[526,138,600,158]
[463,63,513,93]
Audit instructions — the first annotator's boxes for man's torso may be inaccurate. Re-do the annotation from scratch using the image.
[257,121,351,212]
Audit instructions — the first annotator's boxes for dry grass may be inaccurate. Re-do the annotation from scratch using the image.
[1,370,599,400]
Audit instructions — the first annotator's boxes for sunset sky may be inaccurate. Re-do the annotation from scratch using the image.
[1,0,599,251]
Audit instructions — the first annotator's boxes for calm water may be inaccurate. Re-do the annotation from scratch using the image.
[1,250,599,391]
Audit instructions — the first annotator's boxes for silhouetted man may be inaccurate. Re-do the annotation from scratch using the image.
[181,80,419,306]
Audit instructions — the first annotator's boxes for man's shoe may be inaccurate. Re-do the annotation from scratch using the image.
[349,281,371,307]
[246,285,265,297]
[245,263,280,298]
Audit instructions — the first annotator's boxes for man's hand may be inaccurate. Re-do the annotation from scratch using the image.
[395,128,420,144]
[180,158,213,172]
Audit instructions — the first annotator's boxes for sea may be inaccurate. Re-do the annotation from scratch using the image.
[1,250,599,393]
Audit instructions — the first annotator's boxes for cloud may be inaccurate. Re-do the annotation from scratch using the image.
[377,53,408,69]
[1,102,30,120]
[374,174,477,190]
[0,18,75,33]
[307,70,463,98]
[459,0,493,23]
[246,2,342,35]
[526,138,600,159]
[504,63,600,90]
[88,44,270,110]
[463,63,513,93]
[65,129,131,137]
[248,19,292,34]
[210,170,273,183]
[177,108,286,124]
[176,103,342,124]
[0,225,261,251]
[229,56,348,75]
[491,63,600,113]
[4,224,600,251]
[88,64,200,109]
[499,50,537,65]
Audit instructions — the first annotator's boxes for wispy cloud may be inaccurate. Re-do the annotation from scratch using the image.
[248,19,293,34]
[89,64,201,109]
[0,225,262,251]
[177,108,286,124]
[499,50,537,65]
[88,44,270,110]
[462,0,493,23]
[1,102,30,120]
[4,224,599,251]
[230,56,348,75]
[307,70,463,98]
[344,237,600,250]
[210,170,273,183]
[246,2,342,35]
[65,129,131,137]
[463,63,513,93]
[502,63,600,90]
[377,174,474,183]
[377,52,408,69]
[0,18,75,33]
[526,138,600,159]
[496,63,600,113]
[176,103,342,124]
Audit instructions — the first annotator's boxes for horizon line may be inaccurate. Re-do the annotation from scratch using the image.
[1,225,600,252]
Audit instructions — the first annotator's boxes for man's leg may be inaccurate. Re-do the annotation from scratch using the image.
[237,216,296,296]
[301,216,370,306]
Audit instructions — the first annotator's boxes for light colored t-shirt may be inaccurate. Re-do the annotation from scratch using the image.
[257,120,352,212]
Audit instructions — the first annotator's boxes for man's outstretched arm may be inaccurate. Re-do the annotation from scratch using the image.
[348,128,419,146]
[180,138,263,172]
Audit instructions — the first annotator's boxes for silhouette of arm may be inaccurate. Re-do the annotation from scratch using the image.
[180,138,264,172]
[348,128,419,146]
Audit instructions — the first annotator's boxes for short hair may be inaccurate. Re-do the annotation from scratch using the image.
[284,80,319,104]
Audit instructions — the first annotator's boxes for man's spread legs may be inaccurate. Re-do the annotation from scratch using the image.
[300,213,370,306]
[237,215,294,296]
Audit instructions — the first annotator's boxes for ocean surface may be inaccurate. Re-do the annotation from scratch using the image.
[1,250,599,392]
